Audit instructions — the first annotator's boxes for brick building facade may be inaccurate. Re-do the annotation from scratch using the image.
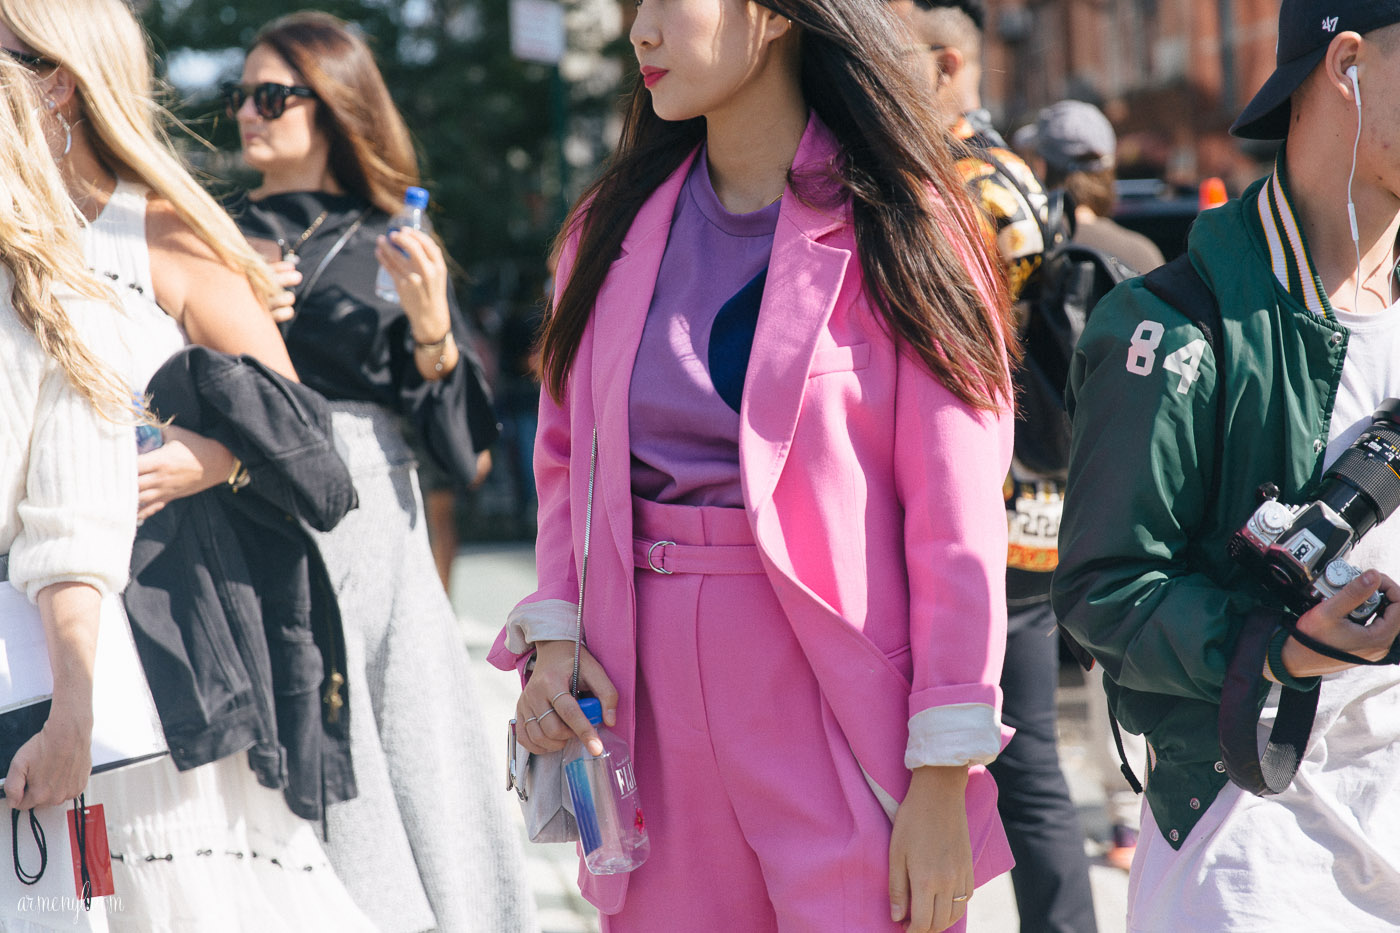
[981,0,1280,188]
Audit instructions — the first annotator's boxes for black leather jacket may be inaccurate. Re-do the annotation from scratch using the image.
[124,346,358,821]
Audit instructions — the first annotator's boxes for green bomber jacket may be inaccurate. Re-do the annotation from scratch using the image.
[1051,164,1351,848]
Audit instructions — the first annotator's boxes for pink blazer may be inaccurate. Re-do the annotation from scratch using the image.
[491,116,1014,912]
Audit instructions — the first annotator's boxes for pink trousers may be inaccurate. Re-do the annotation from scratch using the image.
[601,497,966,932]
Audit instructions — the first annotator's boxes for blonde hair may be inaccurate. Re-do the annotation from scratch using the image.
[0,59,128,417]
[0,0,280,306]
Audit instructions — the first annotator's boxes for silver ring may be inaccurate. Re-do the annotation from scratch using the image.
[537,708,560,723]
[952,894,970,903]
[647,540,676,574]
[524,716,539,724]
[549,690,571,705]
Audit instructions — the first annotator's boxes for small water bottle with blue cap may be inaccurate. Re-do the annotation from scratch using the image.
[375,186,432,303]
[563,696,650,875]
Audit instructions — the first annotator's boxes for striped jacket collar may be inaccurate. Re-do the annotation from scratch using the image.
[1255,149,1335,319]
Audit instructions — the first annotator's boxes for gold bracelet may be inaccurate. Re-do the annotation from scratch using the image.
[226,456,250,491]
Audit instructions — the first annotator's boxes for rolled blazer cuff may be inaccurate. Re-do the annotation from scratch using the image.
[905,703,1004,768]
[503,598,579,655]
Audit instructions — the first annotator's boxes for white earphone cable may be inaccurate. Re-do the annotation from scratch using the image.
[1346,67,1365,312]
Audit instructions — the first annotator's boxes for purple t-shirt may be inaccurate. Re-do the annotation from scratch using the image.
[628,151,781,507]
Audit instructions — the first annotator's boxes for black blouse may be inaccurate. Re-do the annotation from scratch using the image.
[228,190,498,486]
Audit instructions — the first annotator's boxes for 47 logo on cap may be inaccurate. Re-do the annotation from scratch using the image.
[1322,16,1339,31]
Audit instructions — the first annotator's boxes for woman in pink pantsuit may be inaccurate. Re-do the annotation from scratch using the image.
[490,1,1016,930]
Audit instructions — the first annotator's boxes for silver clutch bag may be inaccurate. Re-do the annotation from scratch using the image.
[507,717,577,842]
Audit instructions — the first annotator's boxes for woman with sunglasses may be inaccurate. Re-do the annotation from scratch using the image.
[224,12,532,933]
[0,1,378,929]
[492,0,1016,930]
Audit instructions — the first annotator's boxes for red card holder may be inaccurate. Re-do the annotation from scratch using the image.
[68,803,115,899]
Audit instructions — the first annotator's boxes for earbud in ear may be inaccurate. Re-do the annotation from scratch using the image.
[1345,64,1362,250]
[44,99,55,110]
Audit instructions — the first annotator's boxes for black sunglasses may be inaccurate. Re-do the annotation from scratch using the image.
[221,81,316,120]
[1,46,53,69]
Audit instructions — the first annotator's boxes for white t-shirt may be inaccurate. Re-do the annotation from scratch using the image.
[1128,302,1400,932]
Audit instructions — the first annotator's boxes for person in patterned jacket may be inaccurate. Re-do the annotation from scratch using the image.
[951,116,1047,304]
[889,3,1099,932]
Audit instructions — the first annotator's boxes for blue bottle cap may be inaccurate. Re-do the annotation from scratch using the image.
[403,186,429,209]
[578,697,604,726]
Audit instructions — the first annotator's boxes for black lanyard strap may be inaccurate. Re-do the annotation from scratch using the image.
[11,807,46,885]
[73,795,91,910]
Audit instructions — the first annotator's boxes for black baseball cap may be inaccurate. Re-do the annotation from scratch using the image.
[1230,0,1400,140]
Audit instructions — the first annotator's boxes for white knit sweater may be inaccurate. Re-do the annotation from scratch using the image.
[1,268,136,600]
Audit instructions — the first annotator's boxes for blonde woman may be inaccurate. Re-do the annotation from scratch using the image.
[0,0,295,524]
[0,55,138,929]
[1,3,375,929]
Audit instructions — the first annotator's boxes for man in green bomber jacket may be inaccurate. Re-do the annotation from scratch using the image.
[1053,1,1400,928]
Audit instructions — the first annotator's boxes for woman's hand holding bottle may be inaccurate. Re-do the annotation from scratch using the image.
[515,639,618,757]
[136,425,238,520]
[374,228,460,380]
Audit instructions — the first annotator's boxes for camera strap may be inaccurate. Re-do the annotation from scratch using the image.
[1219,608,1320,795]
[1220,607,1400,796]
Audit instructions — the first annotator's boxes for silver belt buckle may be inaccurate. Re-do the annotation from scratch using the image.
[646,540,676,574]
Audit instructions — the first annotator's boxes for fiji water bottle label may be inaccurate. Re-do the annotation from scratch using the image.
[612,756,647,842]
[614,756,637,798]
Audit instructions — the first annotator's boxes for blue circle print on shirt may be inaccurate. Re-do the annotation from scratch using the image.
[708,266,768,413]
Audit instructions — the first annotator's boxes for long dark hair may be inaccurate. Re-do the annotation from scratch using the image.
[539,0,1015,411]
[253,12,419,215]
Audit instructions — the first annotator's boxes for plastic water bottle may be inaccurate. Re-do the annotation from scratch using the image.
[375,186,432,303]
[135,422,164,454]
[563,697,650,875]
[133,396,162,527]
[134,395,163,453]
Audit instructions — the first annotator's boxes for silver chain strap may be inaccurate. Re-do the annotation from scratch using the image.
[570,427,598,698]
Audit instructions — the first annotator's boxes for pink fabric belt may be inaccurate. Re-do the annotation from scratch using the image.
[631,495,764,574]
[631,539,765,575]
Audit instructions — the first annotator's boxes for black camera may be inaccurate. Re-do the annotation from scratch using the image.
[1228,399,1400,624]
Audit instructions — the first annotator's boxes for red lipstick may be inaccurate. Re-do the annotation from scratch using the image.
[641,66,667,88]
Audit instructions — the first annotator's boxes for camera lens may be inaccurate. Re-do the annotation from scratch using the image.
[1317,399,1400,541]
